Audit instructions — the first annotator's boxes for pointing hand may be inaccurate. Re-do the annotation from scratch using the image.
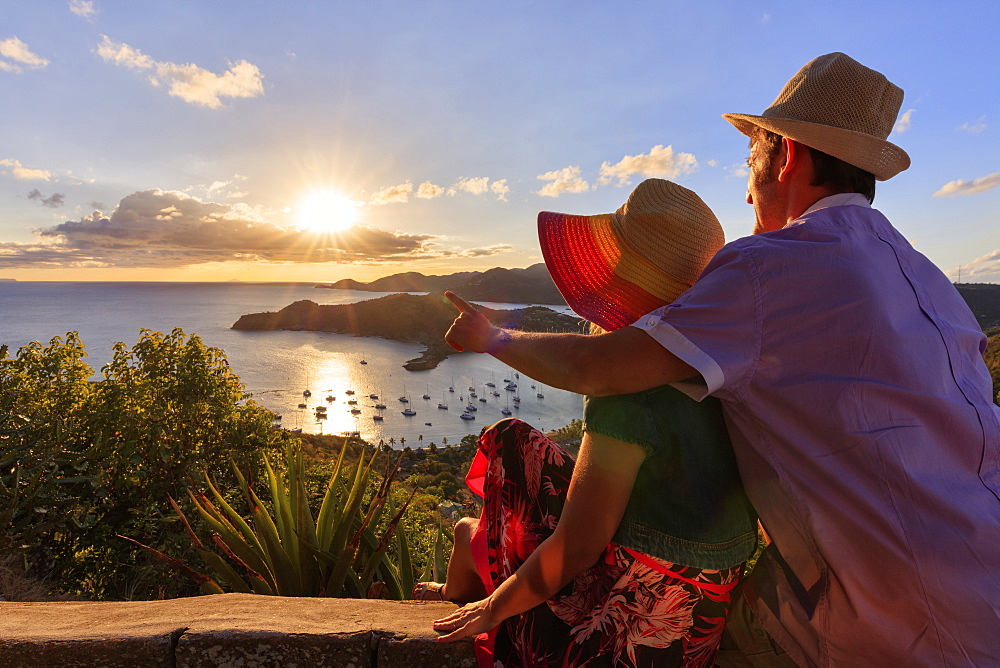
[444,291,503,354]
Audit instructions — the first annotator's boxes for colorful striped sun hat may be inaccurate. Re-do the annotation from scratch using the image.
[538,178,725,331]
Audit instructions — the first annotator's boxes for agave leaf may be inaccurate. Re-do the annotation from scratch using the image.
[315,442,350,550]
[247,486,301,596]
[187,489,273,585]
[326,451,377,568]
[167,495,209,551]
[432,518,448,583]
[393,499,414,598]
[202,474,266,552]
[356,517,406,594]
[118,534,224,595]
[263,454,295,549]
[193,546,252,594]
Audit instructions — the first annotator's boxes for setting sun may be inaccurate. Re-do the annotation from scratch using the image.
[296,190,362,232]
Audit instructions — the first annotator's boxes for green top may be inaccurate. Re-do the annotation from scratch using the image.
[584,384,757,570]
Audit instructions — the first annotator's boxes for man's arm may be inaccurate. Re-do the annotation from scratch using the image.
[443,291,696,396]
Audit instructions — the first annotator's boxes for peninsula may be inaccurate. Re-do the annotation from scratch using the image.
[315,264,566,305]
[232,293,583,370]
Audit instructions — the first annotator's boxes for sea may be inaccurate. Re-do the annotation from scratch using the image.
[0,281,582,447]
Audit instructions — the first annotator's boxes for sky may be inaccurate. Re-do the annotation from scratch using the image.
[1,0,998,283]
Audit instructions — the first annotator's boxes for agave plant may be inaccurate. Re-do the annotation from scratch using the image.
[125,442,419,598]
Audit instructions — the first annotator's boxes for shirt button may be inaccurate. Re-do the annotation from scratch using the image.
[646,317,658,327]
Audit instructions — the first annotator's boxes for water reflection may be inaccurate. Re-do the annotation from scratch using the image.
[237,330,584,447]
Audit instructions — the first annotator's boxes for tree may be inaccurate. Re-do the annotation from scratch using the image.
[0,328,288,599]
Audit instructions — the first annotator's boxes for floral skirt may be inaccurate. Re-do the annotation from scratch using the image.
[466,418,742,668]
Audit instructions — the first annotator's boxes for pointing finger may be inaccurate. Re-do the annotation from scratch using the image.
[444,291,477,314]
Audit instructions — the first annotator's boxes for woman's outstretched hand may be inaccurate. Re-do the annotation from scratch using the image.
[433,597,500,642]
[444,291,502,353]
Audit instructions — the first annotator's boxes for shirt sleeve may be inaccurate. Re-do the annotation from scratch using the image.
[631,242,760,401]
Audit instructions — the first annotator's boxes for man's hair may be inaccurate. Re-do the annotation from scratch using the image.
[751,128,876,204]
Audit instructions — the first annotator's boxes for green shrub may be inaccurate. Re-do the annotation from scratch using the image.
[0,329,287,599]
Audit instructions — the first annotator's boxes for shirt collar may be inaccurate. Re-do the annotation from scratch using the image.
[783,193,872,228]
[801,192,871,217]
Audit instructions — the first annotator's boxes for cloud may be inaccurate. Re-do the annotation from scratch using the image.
[96,35,264,108]
[536,166,590,197]
[0,158,53,181]
[953,247,1000,283]
[447,176,509,200]
[0,189,459,269]
[27,189,65,208]
[69,0,97,20]
[188,173,249,200]
[416,181,444,199]
[369,181,414,205]
[957,116,987,134]
[380,177,509,202]
[491,179,510,201]
[598,145,698,186]
[728,164,749,179]
[893,108,915,134]
[932,172,1000,197]
[458,244,516,257]
[0,37,49,73]
[451,177,490,196]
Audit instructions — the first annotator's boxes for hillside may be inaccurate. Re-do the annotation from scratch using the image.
[232,293,583,370]
[985,329,1000,400]
[316,264,566,305]
[954,284,1000,330]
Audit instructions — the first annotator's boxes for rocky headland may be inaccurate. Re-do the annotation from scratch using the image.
[315,264,566,306]
[232,293,583,370]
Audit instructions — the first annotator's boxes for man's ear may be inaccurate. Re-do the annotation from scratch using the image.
[776,137,803,182]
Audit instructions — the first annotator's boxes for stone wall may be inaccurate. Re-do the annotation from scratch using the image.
[0,593,477,667]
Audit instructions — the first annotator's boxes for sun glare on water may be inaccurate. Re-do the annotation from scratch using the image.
[296,190,362,233]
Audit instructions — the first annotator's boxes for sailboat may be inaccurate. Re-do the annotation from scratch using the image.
[422,384,431,400]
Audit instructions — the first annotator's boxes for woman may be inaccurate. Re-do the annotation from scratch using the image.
[419,179,757,667]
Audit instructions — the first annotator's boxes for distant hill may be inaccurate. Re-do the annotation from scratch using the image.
[985,330,1000,400]
[954,284,1000,331]
[316,264,566,305]
[232,293,582,370]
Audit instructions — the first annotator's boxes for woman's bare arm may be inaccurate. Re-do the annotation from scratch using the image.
[432,432,647,641]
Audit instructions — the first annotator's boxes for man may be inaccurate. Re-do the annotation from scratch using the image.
[444,53,1000,666]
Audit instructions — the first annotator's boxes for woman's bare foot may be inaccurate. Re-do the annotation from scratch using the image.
[412,581,446,600]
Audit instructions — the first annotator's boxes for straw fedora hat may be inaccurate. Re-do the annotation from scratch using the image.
[538,178,724,331]
[723,52,910,181]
